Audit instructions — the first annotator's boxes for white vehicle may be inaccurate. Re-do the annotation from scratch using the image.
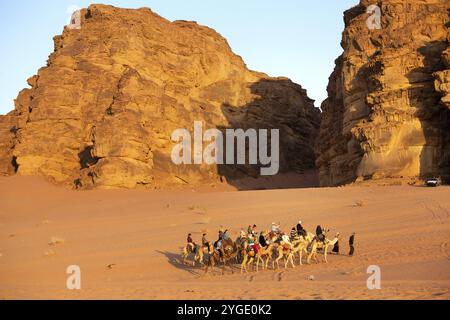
[425,177,441,187]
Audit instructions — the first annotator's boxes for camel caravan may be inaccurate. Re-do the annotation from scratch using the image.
[182,221,348,274]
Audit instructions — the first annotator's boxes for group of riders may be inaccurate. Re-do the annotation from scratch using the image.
[185,220,345,266]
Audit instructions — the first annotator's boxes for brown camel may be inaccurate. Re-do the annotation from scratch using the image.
[205,240,238,275]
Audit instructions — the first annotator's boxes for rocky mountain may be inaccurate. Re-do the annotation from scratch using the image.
[316,0,449,186]
[0,5,320,189]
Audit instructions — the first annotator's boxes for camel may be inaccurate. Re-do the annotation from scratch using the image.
[303,231,315,243]
[290,238,309,265]
[240,245,257,273]
[306,233,339,264]
[182,243,206,266]
[205,240,238,275]
[273,243,295,269]
[239,237,272,273]
[255,243,275,272]
[235,235,248,263]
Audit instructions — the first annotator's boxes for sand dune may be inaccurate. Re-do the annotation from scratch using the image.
[0,176,449,300]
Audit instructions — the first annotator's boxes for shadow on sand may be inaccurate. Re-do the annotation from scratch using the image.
[156,250,243,276]
[156,250,204,276]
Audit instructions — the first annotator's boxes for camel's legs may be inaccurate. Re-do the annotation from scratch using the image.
[247,257,254,272]
[275,254,283,270]
[284,254,294,269]
[182,249,190,265]
[198,251,204,265]
[240,255,247,274]
[289,254,295,268]
[307,250,314,264]
[205,256,214,274]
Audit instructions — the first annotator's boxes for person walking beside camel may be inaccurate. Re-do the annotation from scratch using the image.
[332,232,340,255]
[349,232,356,256]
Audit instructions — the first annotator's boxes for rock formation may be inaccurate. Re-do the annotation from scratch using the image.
[0,5,320,189]
[316,0,449,186]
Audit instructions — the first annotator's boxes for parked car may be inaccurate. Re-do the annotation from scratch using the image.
[425,177,442,187]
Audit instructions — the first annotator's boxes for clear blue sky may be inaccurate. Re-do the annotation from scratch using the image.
[0,0,358,115]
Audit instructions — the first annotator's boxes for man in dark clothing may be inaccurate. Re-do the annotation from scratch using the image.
[259,232,268,248]
[349,232,356,256]
[215,230,226,259]
[296,220,307,237]
[332,233,340,255]
[202,233,211,253]
[316,225,325,242]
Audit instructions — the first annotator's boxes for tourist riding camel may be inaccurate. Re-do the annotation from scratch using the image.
[182,234,205,266]
[248,235,260,254]
[259,231,268,248]
[187,233,195,252]
[296,220,307,237]
[202,233,211,253]
[271,222,280,234]
[214,230,225,258]
[222,229,230,241]
[249,225,257,237]
[316,225,325,242]
[290,227,298,241]
[281,233,293,249]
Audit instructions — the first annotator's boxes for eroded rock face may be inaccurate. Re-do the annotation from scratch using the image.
[0,5,320,189]
[0,115,16,176]
[316,0,450,186]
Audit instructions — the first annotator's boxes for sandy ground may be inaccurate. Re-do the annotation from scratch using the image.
[0,176,449,300]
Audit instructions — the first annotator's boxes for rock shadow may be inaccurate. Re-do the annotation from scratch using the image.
[215,78,321,190]
[407,39,450,184]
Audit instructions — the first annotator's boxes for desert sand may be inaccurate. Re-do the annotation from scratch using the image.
[0,176,449,300]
